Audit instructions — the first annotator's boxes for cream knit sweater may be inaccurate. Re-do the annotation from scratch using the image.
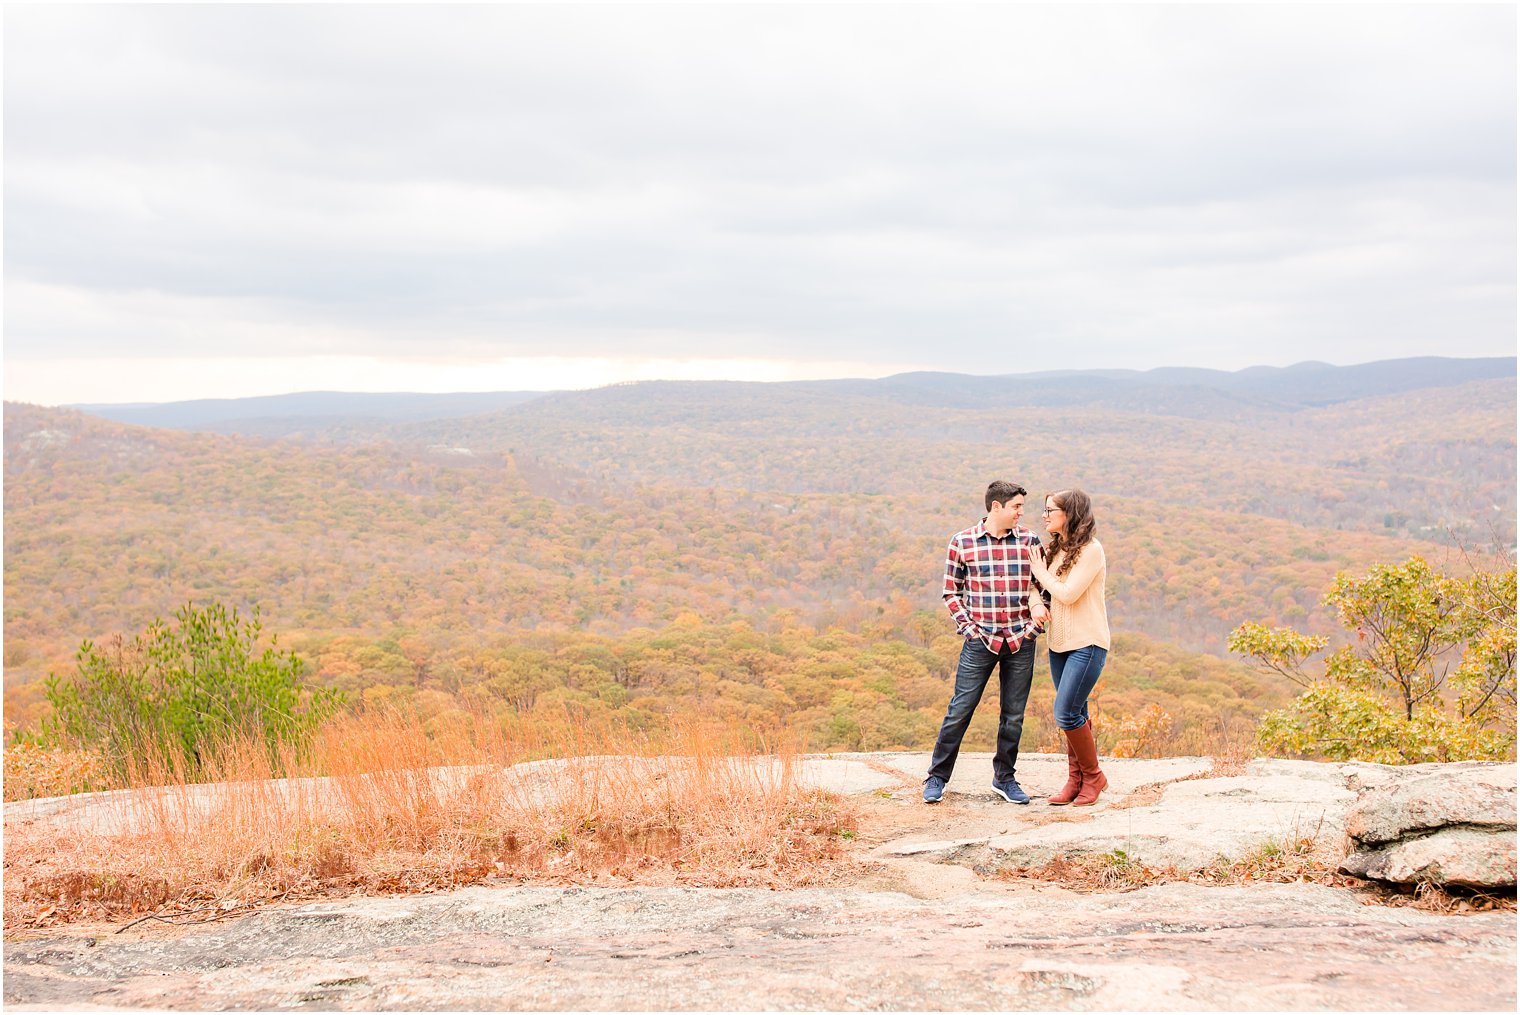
[1029,539,1110,652]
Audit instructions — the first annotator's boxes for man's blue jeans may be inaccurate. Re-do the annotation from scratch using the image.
[1050,645,1108,730]
[927,637,1035,784]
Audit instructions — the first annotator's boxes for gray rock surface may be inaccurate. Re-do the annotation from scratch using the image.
[1338,762,1516,888]
[5,883,1515,1011]
[1343,763,1516,844]
[1339,759,1506,794]
[862,755,1357,871]
[993,760,1356,870]
[1341,827,1518,888]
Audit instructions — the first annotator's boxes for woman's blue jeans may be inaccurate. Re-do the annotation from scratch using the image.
[1049,645,1108,731]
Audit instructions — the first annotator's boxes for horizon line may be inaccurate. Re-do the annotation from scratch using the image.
[10,352,1510,411]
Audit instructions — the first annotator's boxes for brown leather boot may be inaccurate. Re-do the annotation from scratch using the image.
[1047,732,1082,805]
[1068,720,1108,806]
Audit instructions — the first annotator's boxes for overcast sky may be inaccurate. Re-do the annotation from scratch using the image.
[4,4,1515,405]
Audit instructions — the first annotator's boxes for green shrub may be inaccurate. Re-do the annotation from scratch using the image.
[33,602,345,781]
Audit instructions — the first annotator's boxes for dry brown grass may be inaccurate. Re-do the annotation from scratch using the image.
[1370,880,1517,915]
[999,839,1516,914]
[4,707,857,930]
[1002,836,1349,893]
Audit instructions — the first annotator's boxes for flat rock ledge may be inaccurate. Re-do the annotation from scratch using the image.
[860,753,1356,871]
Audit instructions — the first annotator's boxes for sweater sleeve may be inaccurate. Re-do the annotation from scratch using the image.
[1028,541,1104,605]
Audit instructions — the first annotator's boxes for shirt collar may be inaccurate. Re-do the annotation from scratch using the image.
[974,517,1024,541]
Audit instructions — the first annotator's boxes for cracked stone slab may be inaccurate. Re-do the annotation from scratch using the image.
[5,883,1513,1011]
[881,835,994,857]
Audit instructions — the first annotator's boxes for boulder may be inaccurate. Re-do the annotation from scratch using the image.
[1340,827,1517,888]
[1339,763,1517,888]
[1343,763,1516,845]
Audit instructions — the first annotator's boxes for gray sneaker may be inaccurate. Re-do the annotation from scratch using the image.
[922,775,946,804]
[992,778,1031,804]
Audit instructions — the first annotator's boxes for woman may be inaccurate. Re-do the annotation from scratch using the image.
[1028,489,1110,806]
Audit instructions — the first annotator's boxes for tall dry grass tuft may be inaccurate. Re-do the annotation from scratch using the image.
[5,705,856,929]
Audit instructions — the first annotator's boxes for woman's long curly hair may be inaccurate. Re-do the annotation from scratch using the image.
[1043,489,1096,579]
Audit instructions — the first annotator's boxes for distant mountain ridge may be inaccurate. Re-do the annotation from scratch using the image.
[68,390,546,432]
[1024,356,1516,406]
[57,356,1516,434]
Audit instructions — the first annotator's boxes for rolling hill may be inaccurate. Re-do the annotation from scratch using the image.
[6,356,1513,751]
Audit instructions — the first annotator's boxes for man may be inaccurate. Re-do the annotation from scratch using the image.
[924,480,1049,804]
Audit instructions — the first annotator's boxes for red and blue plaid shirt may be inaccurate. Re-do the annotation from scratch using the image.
[943,519,1043,652]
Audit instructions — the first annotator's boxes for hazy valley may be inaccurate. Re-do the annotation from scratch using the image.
[5,356,1514,755]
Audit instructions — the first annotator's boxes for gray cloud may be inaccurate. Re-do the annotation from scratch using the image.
[4,4,1514,374]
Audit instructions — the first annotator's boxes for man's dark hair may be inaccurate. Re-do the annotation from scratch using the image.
[985,480,1027,511]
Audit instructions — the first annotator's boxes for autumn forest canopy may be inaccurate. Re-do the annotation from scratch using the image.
[3,356,1515,778]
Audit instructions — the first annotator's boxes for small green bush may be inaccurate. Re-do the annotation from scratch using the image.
[33,602,344,781]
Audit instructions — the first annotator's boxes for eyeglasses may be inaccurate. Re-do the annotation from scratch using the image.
[1041,507,1064,515]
